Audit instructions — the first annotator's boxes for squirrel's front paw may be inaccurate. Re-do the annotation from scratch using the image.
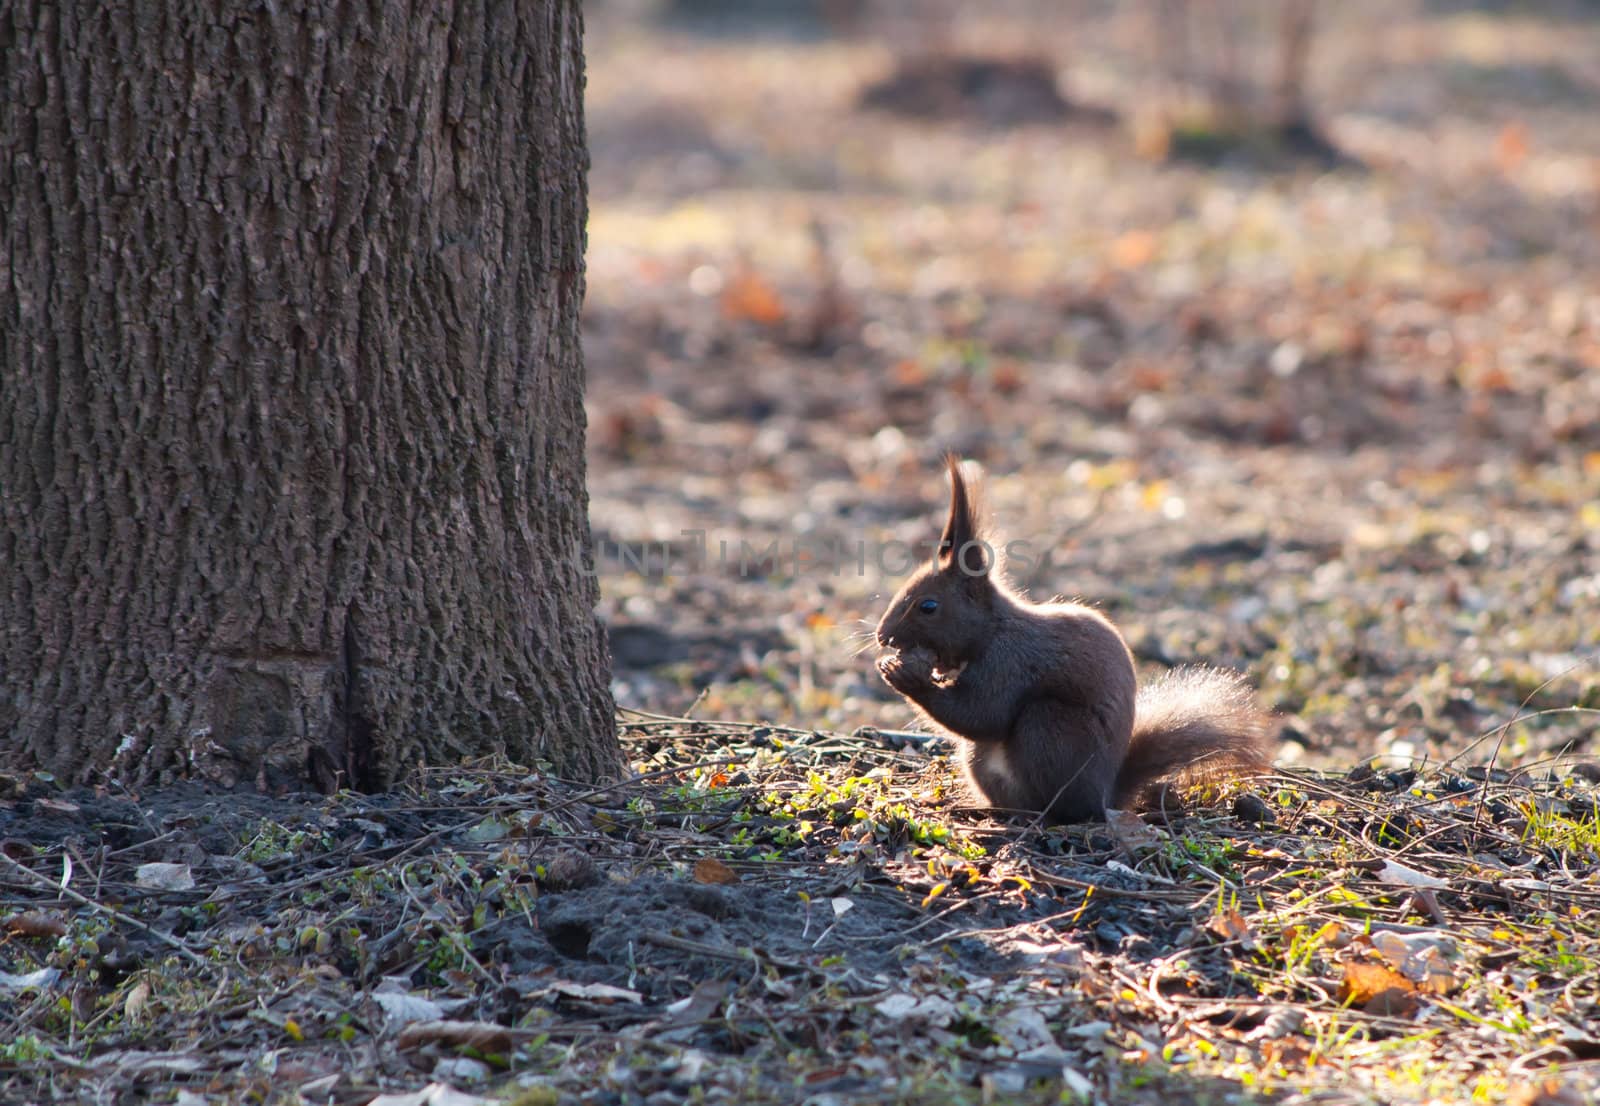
[878,647,935,692]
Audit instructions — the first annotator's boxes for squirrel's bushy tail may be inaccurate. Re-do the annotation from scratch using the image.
[1115,666,1274,810]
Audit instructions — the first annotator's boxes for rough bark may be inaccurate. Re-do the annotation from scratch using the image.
[1,0,620,790]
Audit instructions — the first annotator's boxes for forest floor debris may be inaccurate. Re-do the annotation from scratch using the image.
[5,717,1600,1104]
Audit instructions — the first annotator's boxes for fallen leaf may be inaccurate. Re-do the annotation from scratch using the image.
[875,993,918,1019]
[548,980,643,1005]
[1208,908,1257,951]
[661,979,731,1026]
[874,992,957,1025]
[86,1051,204,1076]
[3,911,68,939]
[891,359,927,387]
[1244,1006,1306,1041]
[372,992,447,1025]
[693,857,739,885]
[1374,860,1449,890]
[1109,229,1159,270]
[0,967,61,993]
[124,980,151,1021]
[993,1005,1054,1050]
[134,863,195,891]
[464,817,509,843]
[431,1057,491,1085]
[1260,1036,1314,1070]
[1495,120,1530,174]
[395,1020,513,1056]
[1507,1077,1590,1106]
[366,1083,495,1106]
[1338,960,1419,1017]
[1369,931,1456,995]
[1284,921,1347,950]
[1105,808,1163,850]
[720,268,786,326]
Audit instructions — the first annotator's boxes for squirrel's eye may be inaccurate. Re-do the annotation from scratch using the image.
[918,598,940,614]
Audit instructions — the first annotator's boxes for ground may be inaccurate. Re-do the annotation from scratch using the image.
[5,1,1600,1104]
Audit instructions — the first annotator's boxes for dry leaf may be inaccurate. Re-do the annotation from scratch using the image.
[1109,229,1159,270]
[125,980,152,1021]
[1338,961,1419,1017]
[692,858,739,885]
[1495,120,1530,174]
[465,817,509,843]
[372,992,447,1025]
[991,361,1025,395]
[3,911,68,939]
[720,269,786,326]
[1284,921,1347,950]
[875,993,918,1019]
[135,863,195,891]
[661,979,731,1026]
[891,359,927,387]
[0,967,61,992]
[874,992,956,1025]
[366,1083,495,1106]
[1370,931,1456,995]
[394,1020,513,1055]
[1105,808,1163,850]
[1244,1006,1306,1041]
[1260,1036,1314,1070]
[1507,1077,1589,1106]
[548,980,643,1005]
[1208,908,1257,951]
[1375,860,1449,890]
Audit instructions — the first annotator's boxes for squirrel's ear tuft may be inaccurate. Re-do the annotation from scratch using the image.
[938,454,985,571]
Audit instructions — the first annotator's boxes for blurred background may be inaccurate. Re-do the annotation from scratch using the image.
[579,0,1600,772]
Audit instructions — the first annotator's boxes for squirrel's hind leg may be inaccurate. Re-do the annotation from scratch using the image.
[961,701,1125,823]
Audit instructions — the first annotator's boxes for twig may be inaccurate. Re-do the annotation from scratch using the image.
[0,851,215,972]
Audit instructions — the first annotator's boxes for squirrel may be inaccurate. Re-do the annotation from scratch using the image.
[874,455,1274,823]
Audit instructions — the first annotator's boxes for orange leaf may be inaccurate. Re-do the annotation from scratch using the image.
[991,361,1025,395]
[3,911,68,939]
[720,269,787,326]
[1338,960,1419,1017]
[693,858,740,885]
[891,359,927,387]
[1109,230,1159,270]
[1495,121,1530,174]
[1208,908,1257,951]
[1260,1037,1314,1071]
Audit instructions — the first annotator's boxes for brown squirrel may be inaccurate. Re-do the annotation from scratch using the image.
[874,456,1273,822]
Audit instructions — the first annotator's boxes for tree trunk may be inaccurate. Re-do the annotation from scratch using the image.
[1,0,620,791]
